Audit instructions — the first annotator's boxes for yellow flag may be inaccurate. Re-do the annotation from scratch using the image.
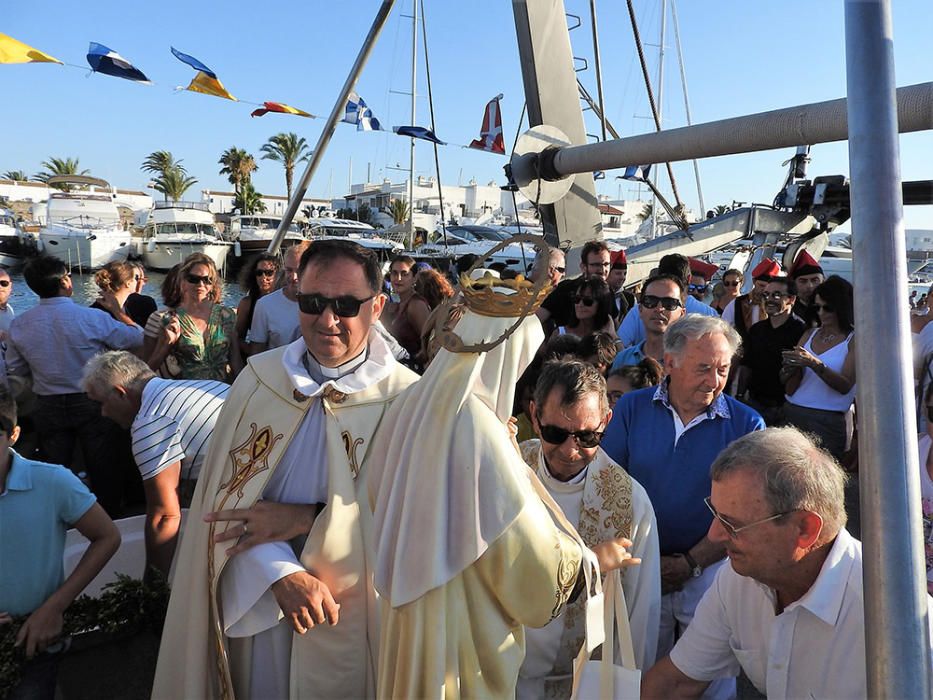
[0,33,62,64]
[185,71,237,101]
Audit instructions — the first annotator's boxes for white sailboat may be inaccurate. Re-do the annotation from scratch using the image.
[38,175,131,269]
[141,201,235,272]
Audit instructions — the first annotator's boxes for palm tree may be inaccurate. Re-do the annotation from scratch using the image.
[260,133,309,201]
[2,170,28,182]
[218,147,257,197]
[141,151,186,177]
[233,182,266,215]
[34,157,90,192]
[151,166,198,203]
[637,202,653,222]
[713,204,731,216]
[389,198,410,226]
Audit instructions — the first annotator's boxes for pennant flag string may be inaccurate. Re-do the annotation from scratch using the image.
[0,33,63,65]
[86,42,151,84]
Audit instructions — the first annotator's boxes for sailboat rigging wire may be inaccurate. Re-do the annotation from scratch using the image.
[670,0,705,215]
[419,0,448,254]
[624,0,684,211]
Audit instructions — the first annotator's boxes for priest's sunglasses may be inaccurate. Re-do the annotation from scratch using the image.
[641,295,683,311]
[704,497,796,539]
[538,423,605,449]
[297,292,376,318]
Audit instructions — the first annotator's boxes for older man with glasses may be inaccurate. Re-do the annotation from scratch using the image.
[643,427,933,699]
[602,314,764,699]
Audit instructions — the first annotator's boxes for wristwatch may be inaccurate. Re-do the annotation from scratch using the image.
[681,551,703,578]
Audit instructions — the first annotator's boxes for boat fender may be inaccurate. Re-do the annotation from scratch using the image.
[147,238,157,253]
[36,237,44,253]
[234,241,242,257]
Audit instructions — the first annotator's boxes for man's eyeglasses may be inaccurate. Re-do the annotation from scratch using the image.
[641,295,683,311]
[185,273,213,286]
[814,303,835,313]
[297,292,376,318]
[688,284,708,294]
[704,496,795,539]
[763,291,790,301]
[573,295,596,307]
[538,422,605,449]
[255,269,276,278]
[586,261,611,269]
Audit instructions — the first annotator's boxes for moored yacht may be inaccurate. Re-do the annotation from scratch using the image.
[0,208,29,269]
[226,213,307,253]
[38,175,131,269]
[141,201,235,272]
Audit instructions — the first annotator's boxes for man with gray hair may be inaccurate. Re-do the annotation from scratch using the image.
[530,246,566,289]
[82,350,229,578]
[643,427,933,699]
[602,314,764,698]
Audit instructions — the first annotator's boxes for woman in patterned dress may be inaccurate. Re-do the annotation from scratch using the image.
[143,253,243,382]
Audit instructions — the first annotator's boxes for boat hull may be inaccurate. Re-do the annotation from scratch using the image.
[39,229,132,269]
[142,240,235,272]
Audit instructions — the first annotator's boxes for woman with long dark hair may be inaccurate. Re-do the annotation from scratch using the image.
[548,277,615,342]
[235,253,281,344]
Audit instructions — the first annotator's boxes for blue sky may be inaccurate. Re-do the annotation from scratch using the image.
[4,0,931,231]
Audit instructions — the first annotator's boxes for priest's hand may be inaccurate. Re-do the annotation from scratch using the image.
[206,500,320,556]
[591,537,641,574]
[271,571,340,633]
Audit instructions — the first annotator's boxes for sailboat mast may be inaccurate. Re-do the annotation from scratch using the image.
[670,0,705,215]
[651,0,667,239]
[408,0,418,249]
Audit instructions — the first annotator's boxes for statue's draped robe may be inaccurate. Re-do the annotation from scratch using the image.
[152,337,417,699]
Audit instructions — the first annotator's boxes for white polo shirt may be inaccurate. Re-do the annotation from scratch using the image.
[670,528,933,699]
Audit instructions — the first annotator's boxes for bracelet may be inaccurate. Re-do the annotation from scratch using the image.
[816,363,827,375]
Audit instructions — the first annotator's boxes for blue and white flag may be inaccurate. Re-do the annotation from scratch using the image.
[392,125,446,145]
[593,171,605,180]
[621,164,651,181]
[343,91,382,131]
[170,47,217,79]
[86,42,151,84]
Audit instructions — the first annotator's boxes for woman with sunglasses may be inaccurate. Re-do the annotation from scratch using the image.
[548,277,615,343]
[711,269,743,315]
[235,253,281,345]
[143,253,243,383]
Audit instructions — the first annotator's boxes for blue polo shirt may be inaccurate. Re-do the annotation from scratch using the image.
[0,450,96,616]
[601,383,764,555]
[611,340,647,371]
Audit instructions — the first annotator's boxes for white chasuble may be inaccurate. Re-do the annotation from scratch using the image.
[516,441,661,700]
[152,335,418,700]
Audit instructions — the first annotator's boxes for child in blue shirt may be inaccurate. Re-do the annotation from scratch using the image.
[0,389,121,699]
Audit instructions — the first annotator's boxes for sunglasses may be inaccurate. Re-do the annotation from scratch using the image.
[550,266,566,274]
[255,269,276,278]
[814,303,835,313]
[0,280,10,288]
[185,273,214,286]
[689,284,708,293]
[763,291,790,301]
[297,292,376,318]
[641,295,683,311]
[723,280,740,287]
[538,422,605,449]
[573,295,596,306]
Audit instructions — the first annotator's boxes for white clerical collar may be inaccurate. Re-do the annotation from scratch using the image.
[536,454,589,492]
[281,329,398,400]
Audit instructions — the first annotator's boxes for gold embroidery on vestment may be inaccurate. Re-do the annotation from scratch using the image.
[222,423,284,497]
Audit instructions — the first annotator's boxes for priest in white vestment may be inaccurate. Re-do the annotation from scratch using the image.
[516,358,661,699]
[369,273,627,699]
[152,241,418,700]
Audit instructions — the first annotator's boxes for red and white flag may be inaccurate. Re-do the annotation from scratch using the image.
[468,94,505,154]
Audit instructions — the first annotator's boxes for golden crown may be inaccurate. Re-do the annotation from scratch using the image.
[459,271,552,318]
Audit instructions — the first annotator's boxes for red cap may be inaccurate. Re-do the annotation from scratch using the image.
[751,258,782,280]
[688,257,719,280]
[610,249,627,266]
[789,250,824,278]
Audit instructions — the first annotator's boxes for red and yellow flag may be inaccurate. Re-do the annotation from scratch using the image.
[251,101,315,118]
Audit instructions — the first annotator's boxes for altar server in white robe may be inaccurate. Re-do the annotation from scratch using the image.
[517,358,660,699]
[152,240,418,700]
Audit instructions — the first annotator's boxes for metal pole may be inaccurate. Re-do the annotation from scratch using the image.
[845,1,932,697]
[266,0,398,253]
[407,0,418,250]
[418,0,447,254]
[670,0,705,215]
[588,0,607,144]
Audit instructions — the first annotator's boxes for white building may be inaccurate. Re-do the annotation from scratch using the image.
[0,179,152,218]
[200,189,330,219]
[907,229,933,253]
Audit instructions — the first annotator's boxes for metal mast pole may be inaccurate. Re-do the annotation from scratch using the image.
[267,0,398,253]
[588,0,608,144]
[670,0,705,215]
[651,0,667,238]
[407,0,418,250]
[845,1,932,697]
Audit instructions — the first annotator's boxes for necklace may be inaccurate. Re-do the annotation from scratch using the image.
[819,327,839,343]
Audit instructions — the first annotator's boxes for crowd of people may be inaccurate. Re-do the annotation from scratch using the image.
[0,237,931,700]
